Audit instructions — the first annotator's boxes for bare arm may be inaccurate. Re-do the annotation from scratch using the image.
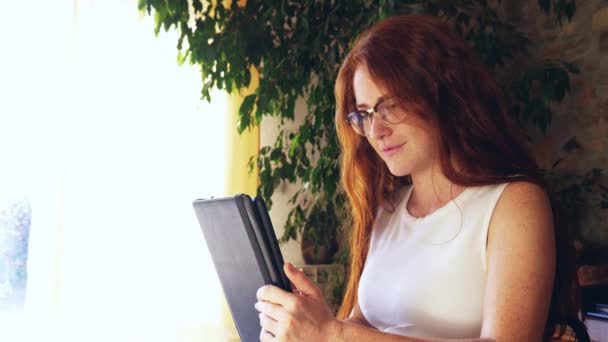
[479,182,555,341]
[331,182,555,342]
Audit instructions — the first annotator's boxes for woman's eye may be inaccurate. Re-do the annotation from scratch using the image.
[381,104,399,113]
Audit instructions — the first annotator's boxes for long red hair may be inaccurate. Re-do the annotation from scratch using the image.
[334,15,584,341]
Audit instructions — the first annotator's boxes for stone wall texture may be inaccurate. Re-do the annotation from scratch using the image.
[503,0,608,259]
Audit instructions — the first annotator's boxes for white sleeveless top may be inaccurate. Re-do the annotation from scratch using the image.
[358,183,508,339]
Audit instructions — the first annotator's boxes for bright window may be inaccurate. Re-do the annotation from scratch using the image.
[0,0,229,340]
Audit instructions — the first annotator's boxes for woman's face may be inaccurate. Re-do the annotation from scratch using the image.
[352,65,438,177]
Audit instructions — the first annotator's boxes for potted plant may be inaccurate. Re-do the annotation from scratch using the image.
[140,0,606,282]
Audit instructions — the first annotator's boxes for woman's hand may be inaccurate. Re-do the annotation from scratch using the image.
[255,263,342,341]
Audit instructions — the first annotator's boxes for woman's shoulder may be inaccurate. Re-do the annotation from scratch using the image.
[473,180,548,204]
[498,181,550,208]
[489,180,553,234]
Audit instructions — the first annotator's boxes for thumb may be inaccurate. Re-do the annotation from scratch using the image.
[284,263,322,299]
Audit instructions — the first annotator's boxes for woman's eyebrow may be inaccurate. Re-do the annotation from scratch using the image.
[356,96,385,110]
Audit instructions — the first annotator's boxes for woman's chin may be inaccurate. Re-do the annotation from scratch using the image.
[385,163,410,177]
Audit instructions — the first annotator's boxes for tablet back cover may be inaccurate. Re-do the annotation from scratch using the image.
[253,197,291,291]
[240,196,281,288]
[192,195,269,342]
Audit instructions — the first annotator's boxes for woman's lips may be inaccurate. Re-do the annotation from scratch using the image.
[382,143,405,157]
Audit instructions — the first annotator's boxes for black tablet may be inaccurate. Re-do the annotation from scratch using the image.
[192,194,290,342]
[252,196,291,291]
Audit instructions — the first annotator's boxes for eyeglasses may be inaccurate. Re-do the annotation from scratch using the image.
[345,96,408,136]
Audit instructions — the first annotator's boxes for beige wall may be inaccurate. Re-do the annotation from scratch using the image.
[260,98,309,266]
[262,1,608,260]
[504,0,608,248]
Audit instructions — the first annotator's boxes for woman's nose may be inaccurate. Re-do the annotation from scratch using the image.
[368,114,390,139]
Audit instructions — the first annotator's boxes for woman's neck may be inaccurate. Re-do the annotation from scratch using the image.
[407,163,466,218]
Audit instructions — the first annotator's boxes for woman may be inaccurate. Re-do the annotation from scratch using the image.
[255,15,586,341]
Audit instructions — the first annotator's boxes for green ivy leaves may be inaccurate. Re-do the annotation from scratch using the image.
[538,0,577,25]
[141,0,592,263]
[510,62,579,134]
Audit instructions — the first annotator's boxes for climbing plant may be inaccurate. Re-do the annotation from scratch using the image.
[140,0,598,264]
